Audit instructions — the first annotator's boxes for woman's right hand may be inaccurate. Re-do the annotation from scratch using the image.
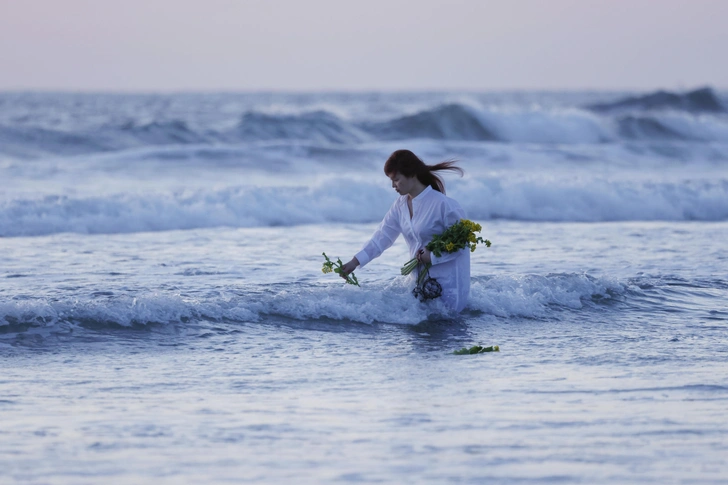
[340,257,359,278]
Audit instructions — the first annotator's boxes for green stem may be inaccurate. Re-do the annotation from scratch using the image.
[401,258,419,275]
[416,263,432,286]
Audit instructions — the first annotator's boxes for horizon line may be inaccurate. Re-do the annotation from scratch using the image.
[0,84,724,96]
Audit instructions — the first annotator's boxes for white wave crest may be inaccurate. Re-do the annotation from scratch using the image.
[456,177,728,222]
[0,274,627,332]
[468,273,625,317]
[3,100,728,159]
[2,176,727,237]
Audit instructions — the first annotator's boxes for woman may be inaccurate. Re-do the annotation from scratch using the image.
[340,149,471,312]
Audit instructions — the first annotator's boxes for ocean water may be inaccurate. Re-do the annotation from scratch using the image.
[1,90,727,484]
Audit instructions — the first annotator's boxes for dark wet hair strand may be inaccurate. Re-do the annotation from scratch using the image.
[383,149,463,194]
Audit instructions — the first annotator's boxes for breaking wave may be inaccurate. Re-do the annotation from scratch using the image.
[361,104,498,141]
[2,177,727,237]
[236,110,368,144]
[0,273,628,333]
[2,91,727,159]
[586,87,725,114]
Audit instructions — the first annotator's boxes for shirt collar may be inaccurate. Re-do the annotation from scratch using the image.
[411,185,433,204]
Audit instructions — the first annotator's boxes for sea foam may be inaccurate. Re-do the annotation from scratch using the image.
[0,273,628,331]
[2,177,727,237]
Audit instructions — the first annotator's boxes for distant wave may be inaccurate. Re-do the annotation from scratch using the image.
[236,110,368,144]
[3,98,728,158]
[586,87,726,114]
[617,115,690,140]
[615,113,728,141]
[459,177,728,222]
[0,184,393,237]
[360,104,498,141]
[0,273,627,332]
[116,119,209,145]
[2,177,727,237]
[0,125,112,157]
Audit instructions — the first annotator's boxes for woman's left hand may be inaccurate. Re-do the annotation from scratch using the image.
[416,248,432,264]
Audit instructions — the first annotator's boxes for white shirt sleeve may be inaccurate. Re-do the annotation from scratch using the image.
[355,199,402,268]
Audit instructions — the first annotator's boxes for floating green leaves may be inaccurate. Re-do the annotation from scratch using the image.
[453,345,500,355]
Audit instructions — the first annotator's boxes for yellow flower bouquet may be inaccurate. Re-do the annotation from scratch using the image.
[401,219,491,277]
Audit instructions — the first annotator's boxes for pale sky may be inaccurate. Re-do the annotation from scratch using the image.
[1,0,726,92]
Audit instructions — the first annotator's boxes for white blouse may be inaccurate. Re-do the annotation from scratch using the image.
[355,185,470,312]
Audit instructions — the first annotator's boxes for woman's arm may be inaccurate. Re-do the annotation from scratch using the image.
[340,200,402,277]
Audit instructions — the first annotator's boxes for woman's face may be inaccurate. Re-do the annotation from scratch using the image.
[388,172,417,196]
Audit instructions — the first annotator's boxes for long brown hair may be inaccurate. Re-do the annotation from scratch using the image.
[383,149,463,194]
